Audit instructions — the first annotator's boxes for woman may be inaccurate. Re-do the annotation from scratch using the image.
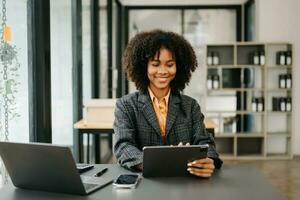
[113,29,222,178]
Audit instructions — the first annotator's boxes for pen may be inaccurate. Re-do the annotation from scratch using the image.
[94,168,108,177]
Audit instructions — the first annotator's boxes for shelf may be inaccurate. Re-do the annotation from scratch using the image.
[236,134,264,138]
[219,154,235,160]
[267,132,291,137]
[207,45,234,65]
[215,137,234,156]
[208,65,264,68]
[207,64,234,67]
[266,154,292,159]
[208,88,264,92]
[267,111,292,115]
[235,155,265,160]
[267,65,292,69]
[207,111,265,115]
[237,138,264,156]
[267,88,292,92]
[215,134,235,138]
[205,43,293,160]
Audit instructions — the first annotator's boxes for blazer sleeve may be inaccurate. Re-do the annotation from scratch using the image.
[113,98,143,170]
[190,100,223,169]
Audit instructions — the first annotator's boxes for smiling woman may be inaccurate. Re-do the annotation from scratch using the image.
[147,48,177,99]
[114,30,222,178]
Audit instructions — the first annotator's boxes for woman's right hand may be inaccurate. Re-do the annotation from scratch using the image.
[134,163,143,171]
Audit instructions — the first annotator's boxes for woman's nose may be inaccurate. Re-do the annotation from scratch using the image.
[157,66,167,74]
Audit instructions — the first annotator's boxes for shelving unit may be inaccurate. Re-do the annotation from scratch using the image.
[205,42,293,160]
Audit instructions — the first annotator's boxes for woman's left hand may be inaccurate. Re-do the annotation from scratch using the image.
[187,157,215,178]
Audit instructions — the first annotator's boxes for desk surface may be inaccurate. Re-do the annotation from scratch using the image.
[74,118,217,130]
[0,164,285,200]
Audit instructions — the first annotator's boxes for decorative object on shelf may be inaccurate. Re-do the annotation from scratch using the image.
[286,51,292,65]
[286,74,292,88]
[278,74,292,89]
[276,51,286,65]
[251,97,264,112]
[279,74,286,88]
[0,0,21,184]
[207,51,220,65]
[251,51,265,65]
[279,97,286,112]
[257,97,264,112]
[272,97,291,112]
[286,97,292,112]
[223,117,237,133]
[212,52,219,65]
[212,74,219,89]
[207,75,213,89]
[207,52,213,65]
[251,97,257,111]
[259,51,265,65]
[276,51,292,65]
[253,51,259,65]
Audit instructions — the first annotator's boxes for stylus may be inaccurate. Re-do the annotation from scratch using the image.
[94,168,108,177]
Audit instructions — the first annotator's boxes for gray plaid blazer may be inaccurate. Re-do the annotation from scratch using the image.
[113,91,223,170]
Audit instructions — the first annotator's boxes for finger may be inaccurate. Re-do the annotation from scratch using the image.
[185,143,190,146]
[187,163,215,170]
[190,158,214,165]
[188,170,212,178]
[187,167,214,174]
[178,142,183,146]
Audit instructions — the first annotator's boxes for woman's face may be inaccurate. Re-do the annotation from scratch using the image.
[147,48,177,92]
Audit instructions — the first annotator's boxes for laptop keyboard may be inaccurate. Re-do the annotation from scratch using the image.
[83,183,98,191]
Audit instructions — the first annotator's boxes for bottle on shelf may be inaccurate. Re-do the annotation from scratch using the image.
[259,51,265,65]
[286,51,292,65]
[279,74,286,88]
[213,52,220,65]
[280,97,286,112]
[253,51,260,65]
[276,51,286,65]
[257,97,264,112]
[286,97,292,112]
[251,97,257,112]
[212,75,219,89]
[207,52,213,65]
[207,75,213,89]
[286,74,292,88]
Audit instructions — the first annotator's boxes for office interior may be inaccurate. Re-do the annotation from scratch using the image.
[0,0,299,199]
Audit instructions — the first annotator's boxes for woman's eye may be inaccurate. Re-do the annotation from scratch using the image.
[152,63,159,67]
[167,63,174,67]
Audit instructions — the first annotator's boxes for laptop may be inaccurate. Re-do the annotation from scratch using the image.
[0,141,113,195]
[143,144,209,177]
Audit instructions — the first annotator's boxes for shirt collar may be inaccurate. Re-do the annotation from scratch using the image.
[148,87,170,105]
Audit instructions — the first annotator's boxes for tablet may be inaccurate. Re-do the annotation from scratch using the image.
[143,144,209,177]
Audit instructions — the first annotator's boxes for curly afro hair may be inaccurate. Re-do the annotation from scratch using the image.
[122,29,198,94]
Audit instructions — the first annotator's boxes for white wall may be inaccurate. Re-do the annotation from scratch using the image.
[256,0,300,155]
[50,0,73,145]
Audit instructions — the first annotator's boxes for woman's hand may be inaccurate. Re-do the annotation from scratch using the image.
[134,163,143,171]
[187,157,215,178]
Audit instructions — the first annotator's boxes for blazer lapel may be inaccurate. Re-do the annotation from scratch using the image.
[165,93,181,137]
[138,92,162,137]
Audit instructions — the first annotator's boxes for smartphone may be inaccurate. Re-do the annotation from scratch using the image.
[113,174,140,188]
[76,163,94,173]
